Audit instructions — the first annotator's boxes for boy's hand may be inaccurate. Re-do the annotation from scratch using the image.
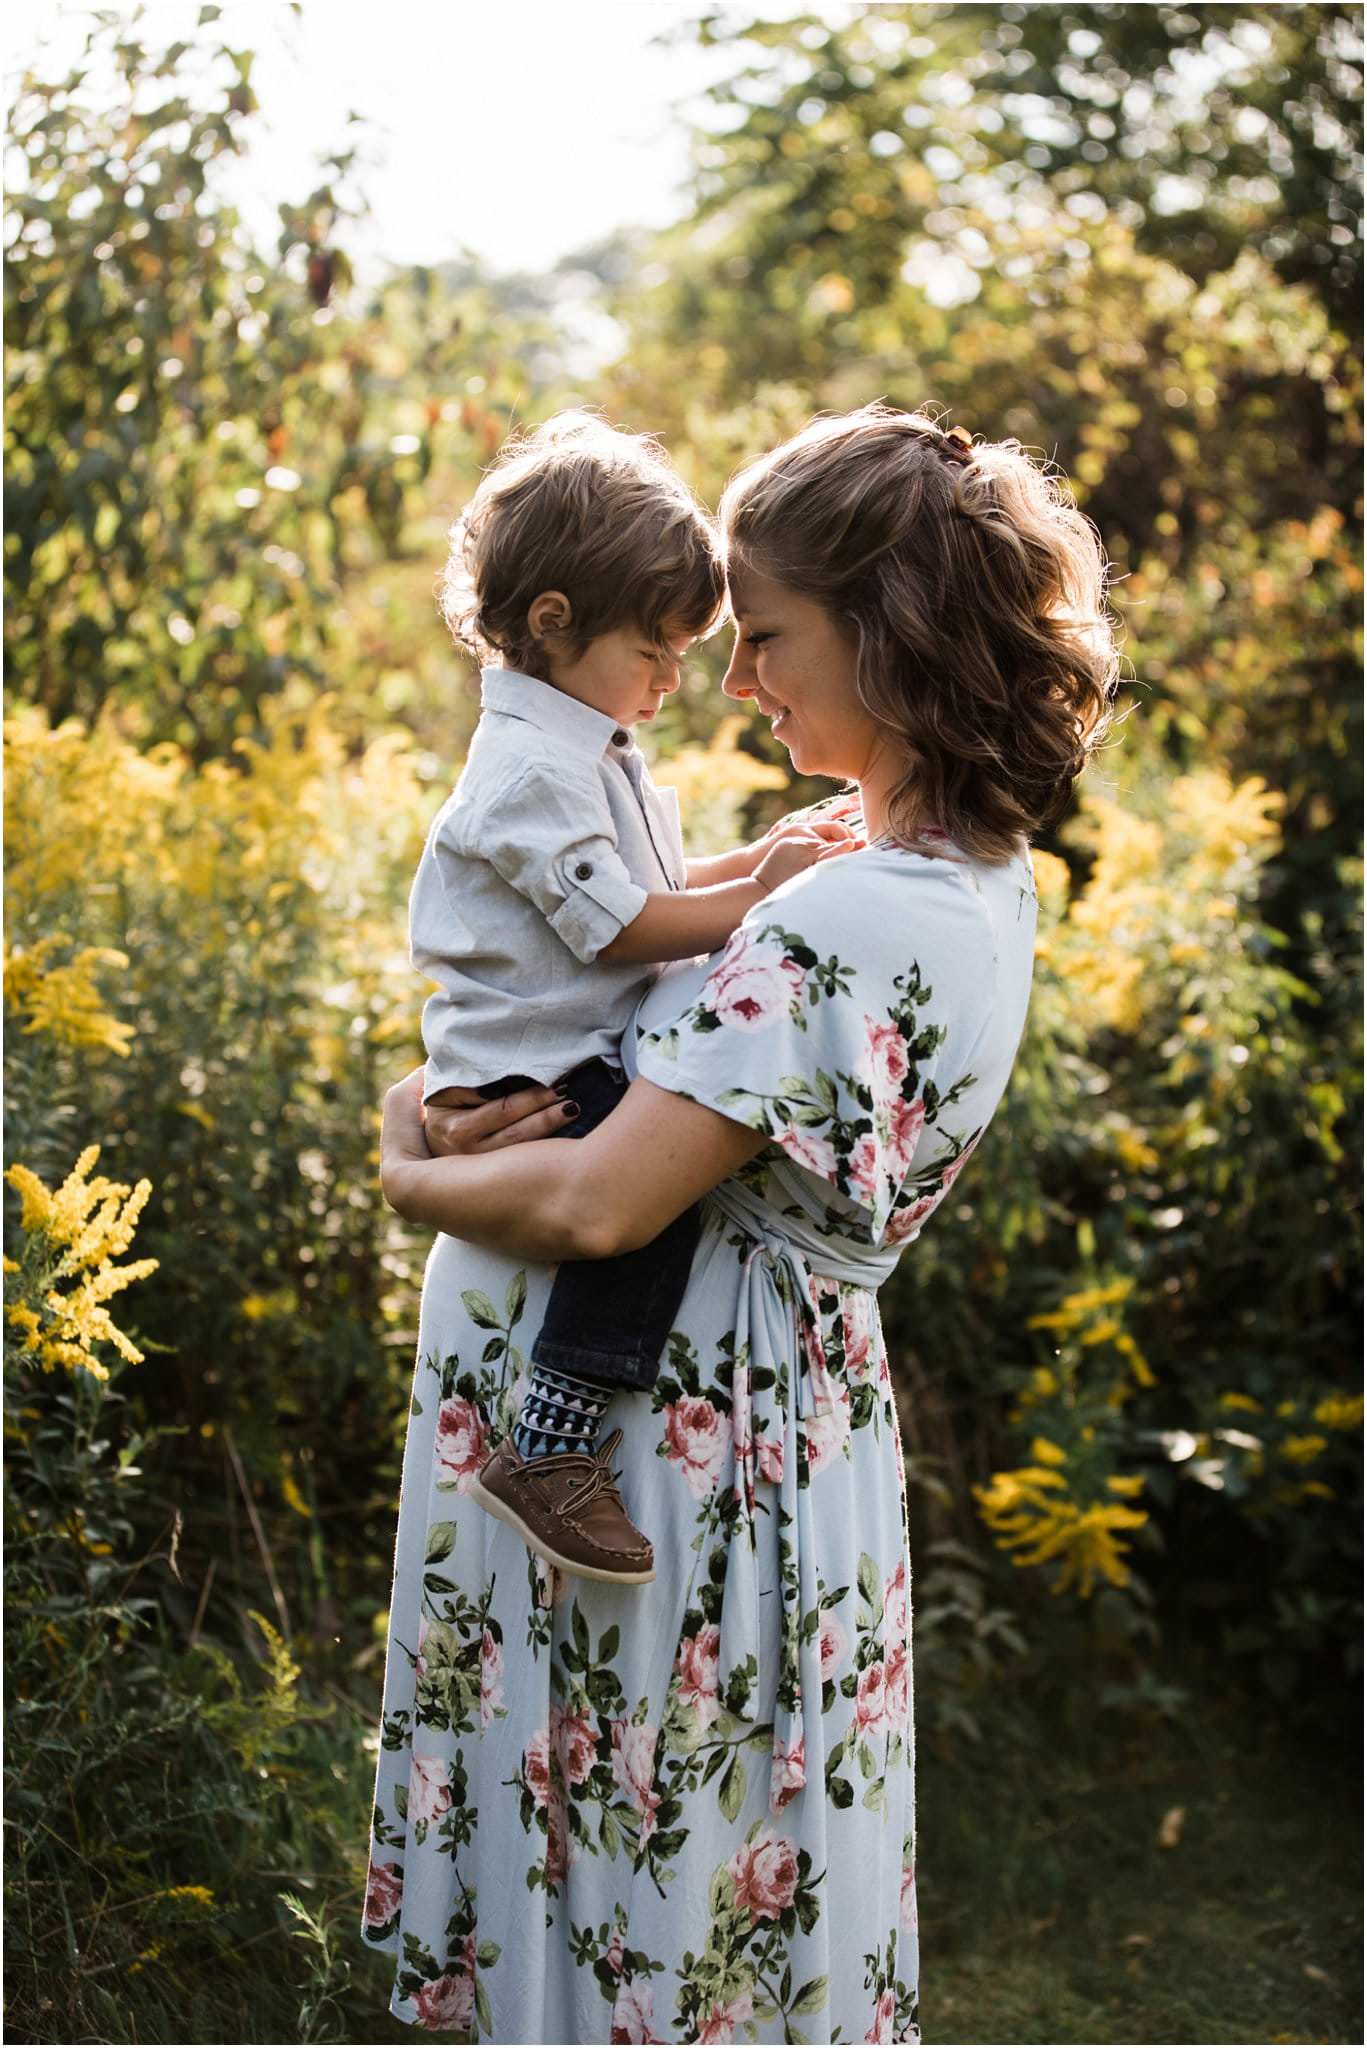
[753,826,854,895]
[752,812,861,871]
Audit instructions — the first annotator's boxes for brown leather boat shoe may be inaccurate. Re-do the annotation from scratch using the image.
[470,1426,656,1586]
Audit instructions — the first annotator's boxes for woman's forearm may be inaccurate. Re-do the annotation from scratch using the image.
[383,1138,609,1261]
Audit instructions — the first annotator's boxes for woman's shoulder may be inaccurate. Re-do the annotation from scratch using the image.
[758,835,1004,938]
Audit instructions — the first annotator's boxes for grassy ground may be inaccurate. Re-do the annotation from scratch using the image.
[8,1657,1359,2045]
[916,1681,1361,2046]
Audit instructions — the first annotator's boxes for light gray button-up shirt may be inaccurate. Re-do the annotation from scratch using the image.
[411,667,688,1096]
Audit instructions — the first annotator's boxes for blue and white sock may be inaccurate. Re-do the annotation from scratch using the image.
[513,1364,611,1461]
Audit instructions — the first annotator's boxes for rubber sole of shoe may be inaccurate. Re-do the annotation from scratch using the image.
[470,1474,657,1585]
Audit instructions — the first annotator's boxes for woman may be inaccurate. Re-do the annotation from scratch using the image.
[361,404,1119,2042]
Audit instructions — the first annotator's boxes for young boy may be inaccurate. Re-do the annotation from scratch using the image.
[410,411,843,1586]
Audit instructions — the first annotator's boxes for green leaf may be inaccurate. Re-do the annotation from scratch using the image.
[505,1270,527,1325]
[424,1522,456,1563]
[791,1976,829,2017]
[718,1752,746,1821]
[462,1289,500,1330]
[856,1552,880,1606]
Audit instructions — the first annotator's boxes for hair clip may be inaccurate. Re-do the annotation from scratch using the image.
[940,424,974,465]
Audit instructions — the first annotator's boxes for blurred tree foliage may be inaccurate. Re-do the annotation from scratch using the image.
[2,8,1362,2034]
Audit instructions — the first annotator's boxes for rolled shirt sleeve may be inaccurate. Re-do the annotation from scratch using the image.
[477,764,648,964]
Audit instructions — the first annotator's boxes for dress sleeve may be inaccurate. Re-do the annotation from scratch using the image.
[634,854,994,1228]
[471,763,648,965]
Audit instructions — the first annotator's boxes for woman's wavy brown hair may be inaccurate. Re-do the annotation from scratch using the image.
[720,403,1122,863]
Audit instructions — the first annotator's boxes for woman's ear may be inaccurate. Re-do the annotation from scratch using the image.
[527,590,574,641]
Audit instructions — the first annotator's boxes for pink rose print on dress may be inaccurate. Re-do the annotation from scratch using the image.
[865,1015,910,1096]
[883,1191,940,1247]
[663,1395,726,1499]
[675,1623,722,1726]
[479,1627,504,1729]
[939,1135,979,1190]
[610,1717,661,1843]
[865,1986,898,2042]
[884,1558,910,1642]
[550,1701,598,1788]
[769,1732,806,1811]
[408,1752,453,1826]
[363,1858,403,1930]
[818,1610,850,1681]
[544,1796,570,1887]
[727,1829,800,1921]
[413,1969,475,2034]
[804,1381,852,1474]
[841,1300,874,1382]
[707,931,804,1031]
[884,1641,910,1734]
[848,1132,882,1205]
[603,1925,627,1978]
[855,1661,888,1735]
[698,1990,757,2042]
[900,1861,919,1933]
[778,1125,839,1179]
[755,1432,784,1485]
[610,1975,661,2044]
[524,1728,553,1809]
[434,1395,488,1492]
[884,1095,927,1177]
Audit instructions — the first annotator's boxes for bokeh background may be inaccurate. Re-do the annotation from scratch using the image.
[4,5,1362,2043]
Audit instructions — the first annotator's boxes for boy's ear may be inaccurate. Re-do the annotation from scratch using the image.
[527,590,573,640]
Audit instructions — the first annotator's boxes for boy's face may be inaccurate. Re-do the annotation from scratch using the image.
[527,594,696,727]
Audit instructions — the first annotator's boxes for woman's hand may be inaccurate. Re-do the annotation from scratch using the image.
[422,1080,574,1157]
[379,1069,577,1219]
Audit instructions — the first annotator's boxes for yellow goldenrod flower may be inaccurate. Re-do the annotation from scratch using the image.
[1218,1392,1264,1414]
[1280,1435,1329,1465]
[4,1149,158,1380]
[1312,1393,1363,1431]
[1030,1436,1068,1467]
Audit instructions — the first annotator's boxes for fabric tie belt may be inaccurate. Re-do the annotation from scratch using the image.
[701,1178,896,1813]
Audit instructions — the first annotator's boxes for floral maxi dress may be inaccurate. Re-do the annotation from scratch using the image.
[360,841,1039,2043]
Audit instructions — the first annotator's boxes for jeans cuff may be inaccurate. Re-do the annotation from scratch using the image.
[530,1334,661,1394]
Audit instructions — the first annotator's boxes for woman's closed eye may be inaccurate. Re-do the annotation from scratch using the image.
[742,631,775,647]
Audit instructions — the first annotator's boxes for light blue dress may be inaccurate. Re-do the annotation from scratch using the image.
[360,840,1039,2043]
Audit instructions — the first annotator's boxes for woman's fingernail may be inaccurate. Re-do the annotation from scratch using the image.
[561,1101,580,1118]
[552,1080,574,1097]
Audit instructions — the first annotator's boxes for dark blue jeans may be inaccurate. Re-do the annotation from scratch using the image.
[475,1056,701,1394]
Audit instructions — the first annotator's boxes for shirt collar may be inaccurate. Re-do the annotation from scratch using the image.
[480,666,628,762]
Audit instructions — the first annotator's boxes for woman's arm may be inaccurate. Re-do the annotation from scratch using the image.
[380,1066,764,1261]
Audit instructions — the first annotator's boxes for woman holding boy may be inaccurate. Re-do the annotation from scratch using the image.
[362,402,1119,2043]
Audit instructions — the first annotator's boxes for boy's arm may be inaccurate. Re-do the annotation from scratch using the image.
[683,812,862,889]
[600,875,766,964]
[684,846,761,887]
[600,828,850,966]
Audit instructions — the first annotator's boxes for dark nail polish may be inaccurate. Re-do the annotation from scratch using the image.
[561,1101,580,1119]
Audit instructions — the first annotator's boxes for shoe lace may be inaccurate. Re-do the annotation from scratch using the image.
[561,1460,627,1519]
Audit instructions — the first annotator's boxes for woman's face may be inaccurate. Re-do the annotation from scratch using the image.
[721,564,882,782]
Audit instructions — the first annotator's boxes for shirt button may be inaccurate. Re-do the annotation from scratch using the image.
[574,861,594,880]
[612,729,630,746]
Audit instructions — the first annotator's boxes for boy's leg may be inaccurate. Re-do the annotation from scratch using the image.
[529,1056,703,1397]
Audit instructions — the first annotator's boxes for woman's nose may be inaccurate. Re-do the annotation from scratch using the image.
[721,640,755,699]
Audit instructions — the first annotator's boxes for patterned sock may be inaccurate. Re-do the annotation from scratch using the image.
[513,1364,612,1461]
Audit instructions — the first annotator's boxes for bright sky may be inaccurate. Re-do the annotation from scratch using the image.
[5,0,770,275]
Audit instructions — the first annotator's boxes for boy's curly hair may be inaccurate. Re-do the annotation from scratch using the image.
[439,410,724,679]
[720,403,1123,863]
